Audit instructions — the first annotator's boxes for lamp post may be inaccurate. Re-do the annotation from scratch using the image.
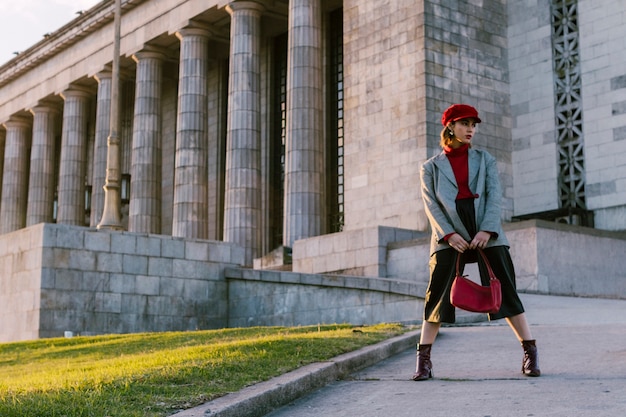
[97,0,123,230]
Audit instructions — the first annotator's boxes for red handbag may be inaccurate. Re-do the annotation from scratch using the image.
[450,249,502,313]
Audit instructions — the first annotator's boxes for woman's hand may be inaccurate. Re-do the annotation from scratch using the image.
[448,233,469,253]
[469,231,491,250]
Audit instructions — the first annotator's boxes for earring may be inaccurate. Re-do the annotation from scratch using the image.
[448,129,454,137]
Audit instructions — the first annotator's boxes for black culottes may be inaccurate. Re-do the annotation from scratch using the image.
[423,199,525,323]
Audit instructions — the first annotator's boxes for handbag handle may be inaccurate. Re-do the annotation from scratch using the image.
[455,248,497,281]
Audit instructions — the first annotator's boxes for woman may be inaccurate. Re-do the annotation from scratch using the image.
[412,104,540,381]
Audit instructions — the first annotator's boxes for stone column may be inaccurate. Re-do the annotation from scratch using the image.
[172,26,211,239]
[223,1,264,265]
[0,128,5,204]
[26,102,60,226]
[91,70,112,227]
[0,116,31,234]
[129,48,165,234]
[57,86,91,225]
[283,0,324,248]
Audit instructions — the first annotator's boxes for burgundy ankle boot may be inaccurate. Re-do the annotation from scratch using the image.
[412,343,433,381]
[521,340,541,377]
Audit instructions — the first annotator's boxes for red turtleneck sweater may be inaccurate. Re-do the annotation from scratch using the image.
[442,144,482,242]
[444,144,478,200]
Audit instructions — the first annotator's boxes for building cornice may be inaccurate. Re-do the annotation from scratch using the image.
[0,0,148,89]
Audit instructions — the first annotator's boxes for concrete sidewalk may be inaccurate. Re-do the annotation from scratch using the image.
[175,294,626,417]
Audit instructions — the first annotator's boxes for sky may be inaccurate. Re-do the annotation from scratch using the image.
[0,0,102,65]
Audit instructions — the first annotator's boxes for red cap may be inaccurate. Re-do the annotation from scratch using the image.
[441,104,481,126]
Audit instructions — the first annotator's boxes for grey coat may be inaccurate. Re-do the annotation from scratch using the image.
[420,148,509,256]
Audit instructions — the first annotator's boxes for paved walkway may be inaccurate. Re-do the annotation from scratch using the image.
[175,294,626,417]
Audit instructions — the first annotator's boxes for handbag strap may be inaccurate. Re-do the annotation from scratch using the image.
[455,248,497,280]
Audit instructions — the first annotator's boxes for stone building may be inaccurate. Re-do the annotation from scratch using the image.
[1,0,625,342]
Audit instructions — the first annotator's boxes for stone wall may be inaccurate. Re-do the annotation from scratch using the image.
[342,0,429,232]
[0,224,44,342]
[0,223,244,342]
[508,0,559,216]
[3,220,625,343]
[578,0,626,230]
[509,0,626,229]
[225,268,426,328]
[292,226,425,277]
[509,221,626,297]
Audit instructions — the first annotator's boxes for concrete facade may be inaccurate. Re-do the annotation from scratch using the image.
[509,0,626,229]
[578,0,626,229]
[1,0,626,341]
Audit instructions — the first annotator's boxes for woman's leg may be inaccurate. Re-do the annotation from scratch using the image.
[505,312,533,342]
[413,321,440,381]
[506,313,541,376]
[419,321,441,344]
[414,249,457,381]
[478,248,540,376]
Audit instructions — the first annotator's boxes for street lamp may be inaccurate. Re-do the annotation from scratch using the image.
[97,0,123,230]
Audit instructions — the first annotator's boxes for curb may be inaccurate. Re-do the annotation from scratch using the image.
[171,329,421,417]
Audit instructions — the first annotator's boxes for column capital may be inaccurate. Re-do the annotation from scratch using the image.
[30,100,61,116]
[3,115,32,129]
[94,66,113,82]
[132,45,168,63]
[61,85,94,100]
[175,22,214,41]
[226,0,266,15]
[94,64,133,83]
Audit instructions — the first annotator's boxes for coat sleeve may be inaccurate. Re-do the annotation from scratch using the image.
[420,161,457,243]
[477,152,503,235]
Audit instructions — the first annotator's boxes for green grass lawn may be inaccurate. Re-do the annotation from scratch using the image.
[0,323,408,417]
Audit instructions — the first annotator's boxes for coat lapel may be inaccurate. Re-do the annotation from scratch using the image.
[468,150,480,187]
[433,153,457,188]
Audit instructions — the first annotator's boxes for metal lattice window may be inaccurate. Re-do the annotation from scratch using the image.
[551,0,586,210]
[269,33,288,249]
[328,8,344,233]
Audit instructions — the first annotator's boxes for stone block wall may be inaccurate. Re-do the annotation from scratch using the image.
[342,0,429,232]
[0,224,44,342]
[510,221,626,297]
[225,268,426,328]
[0,223,244,342]
[292,226,425,277]
[386,236,430,284]
[578,0,626,230]
[4,221,625,343]
[508,0,626,229]
[508,0,559,216]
